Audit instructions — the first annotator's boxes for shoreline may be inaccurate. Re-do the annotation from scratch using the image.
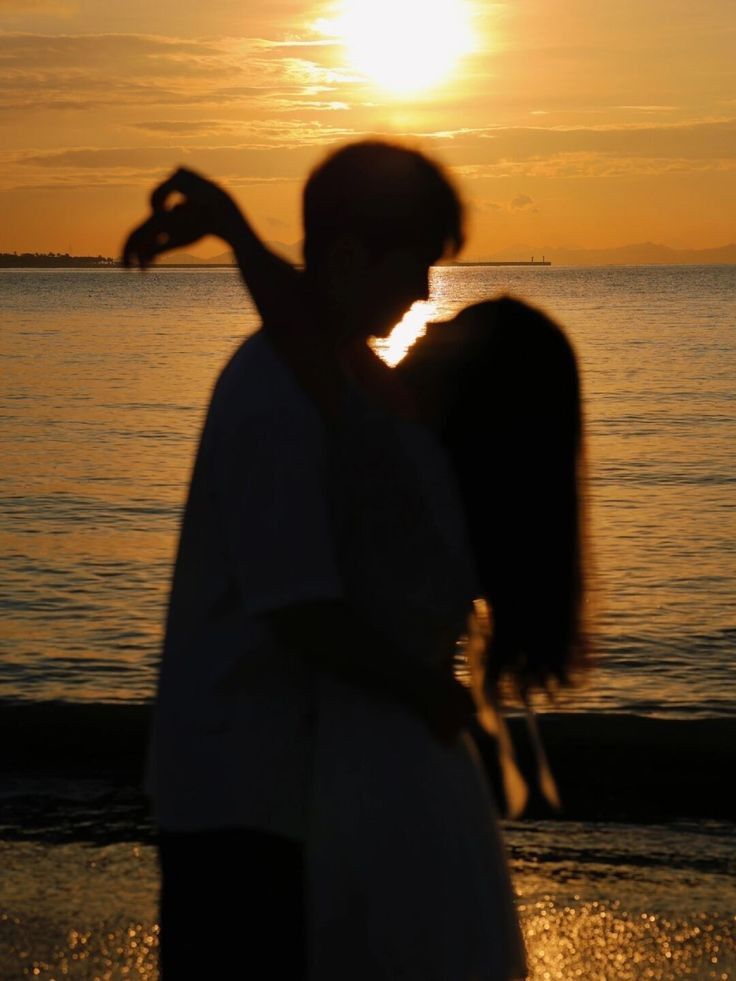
[2,820,734,979]
[3,260,736,269]
[3,702,735,835]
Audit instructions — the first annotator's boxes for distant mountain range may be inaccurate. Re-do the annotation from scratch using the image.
[472,241,736,267]
[156,240,736,267]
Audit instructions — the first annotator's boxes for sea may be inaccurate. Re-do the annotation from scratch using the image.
[1,264,734,979]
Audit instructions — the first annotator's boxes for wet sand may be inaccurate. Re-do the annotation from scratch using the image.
[3,703,734,977]
[4,702,736,822]
[2,819,734,980]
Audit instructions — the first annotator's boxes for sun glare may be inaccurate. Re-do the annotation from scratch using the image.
[372,299,438,366]
[326,0,474,94]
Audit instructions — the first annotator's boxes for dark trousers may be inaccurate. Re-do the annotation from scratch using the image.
[158,827,306,979]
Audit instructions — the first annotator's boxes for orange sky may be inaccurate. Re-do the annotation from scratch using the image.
[1,0,734,259]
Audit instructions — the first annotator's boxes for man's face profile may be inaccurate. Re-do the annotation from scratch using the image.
[347,246,434,339]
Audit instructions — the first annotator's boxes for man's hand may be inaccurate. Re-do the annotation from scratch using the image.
[122,167,245,270]
[270,601,476,745]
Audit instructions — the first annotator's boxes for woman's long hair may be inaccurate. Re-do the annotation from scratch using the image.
[438,296,590,701]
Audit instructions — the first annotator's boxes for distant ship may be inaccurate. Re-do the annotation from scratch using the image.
[455,256,551,267]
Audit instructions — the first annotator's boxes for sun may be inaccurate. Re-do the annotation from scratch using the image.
[325,0,474,95]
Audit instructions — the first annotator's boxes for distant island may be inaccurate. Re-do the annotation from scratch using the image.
[0,252,116,268]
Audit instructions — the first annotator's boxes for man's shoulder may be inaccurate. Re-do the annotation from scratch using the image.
[212,330,307,421]
[217,329,273,390]
[205,330,327,452]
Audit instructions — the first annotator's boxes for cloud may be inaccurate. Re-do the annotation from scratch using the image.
[18,145,287,172]
[0,0,78,12]
[28,119,715,202]
[478,195,537,214]
[460,153,736,182]
[265,98,350,112]
[510,193,534,210]
[0,32,224,66]
[5,115,734,193]
[0,33,345,114]
[2,32,733,194]
[615,105,678,113]
[127,120,235,136]
[429,119,736,161]
[0,141,344,192]
[410,119,736,180]
[125,118,355,145]
[257,38,340,51]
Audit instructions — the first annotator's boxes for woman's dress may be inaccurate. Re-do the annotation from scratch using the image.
[306,384,527,980]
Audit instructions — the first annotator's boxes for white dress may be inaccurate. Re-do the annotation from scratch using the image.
[306,386,527,980]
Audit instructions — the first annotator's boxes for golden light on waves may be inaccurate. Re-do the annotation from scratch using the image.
[371,299,438,366]
[320,0,474,94]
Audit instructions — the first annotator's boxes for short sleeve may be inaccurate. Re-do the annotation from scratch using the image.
[213,405,344,618]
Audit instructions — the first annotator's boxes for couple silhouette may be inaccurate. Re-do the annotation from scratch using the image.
[124,141,588,980]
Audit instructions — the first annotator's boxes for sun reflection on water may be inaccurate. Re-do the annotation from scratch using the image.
[519,895,732,980]
[371,298,438,366]
[2,838,733,979]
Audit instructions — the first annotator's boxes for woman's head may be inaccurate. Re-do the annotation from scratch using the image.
[440,296,590,698]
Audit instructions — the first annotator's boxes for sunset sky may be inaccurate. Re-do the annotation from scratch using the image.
[1,0,734,259]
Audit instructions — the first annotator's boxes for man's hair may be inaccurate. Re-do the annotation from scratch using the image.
[303,140,464,268]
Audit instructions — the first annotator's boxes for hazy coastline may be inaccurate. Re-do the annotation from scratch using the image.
[3,240,736,269]
[2,702,736,839]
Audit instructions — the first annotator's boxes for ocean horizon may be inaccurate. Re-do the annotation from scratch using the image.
[2,263,734,716]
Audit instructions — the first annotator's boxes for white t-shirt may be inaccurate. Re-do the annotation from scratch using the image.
[148,330,343,838]
[330,380,479,667]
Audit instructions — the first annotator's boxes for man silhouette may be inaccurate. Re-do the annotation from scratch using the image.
[126,141,472,977]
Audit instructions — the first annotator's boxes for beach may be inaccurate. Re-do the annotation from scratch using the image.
[1,704,735,978]
[2,263,735,978]
[2,821,733,979]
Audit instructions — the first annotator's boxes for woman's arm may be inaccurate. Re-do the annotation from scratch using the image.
[122,167,303,327]
[269,600,474,744]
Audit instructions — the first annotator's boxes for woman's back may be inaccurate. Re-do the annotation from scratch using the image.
[398,296,589,700]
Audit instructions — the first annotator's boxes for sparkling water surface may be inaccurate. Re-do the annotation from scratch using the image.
[2,819,734,979]
[1,265,734,716]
